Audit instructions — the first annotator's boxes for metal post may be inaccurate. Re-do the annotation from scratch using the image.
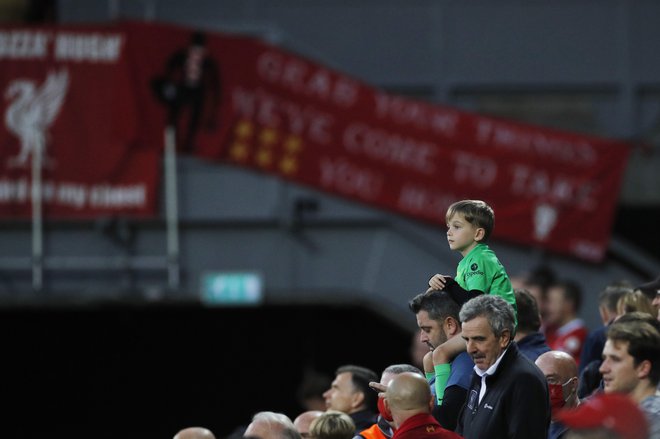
[31,134,44,291]
[164,125,180,290]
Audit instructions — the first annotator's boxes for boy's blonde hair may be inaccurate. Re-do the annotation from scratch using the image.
[446,199,495,241]
[309,410,355,439]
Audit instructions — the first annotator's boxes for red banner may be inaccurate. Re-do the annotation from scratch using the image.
[1,22,631,261]
[0,24,160,217]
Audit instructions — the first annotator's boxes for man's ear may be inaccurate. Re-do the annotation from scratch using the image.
[474,227,485,242]
[499,328,511,347]
[636,359,652,380]
[351,390,365,410]
[444,316,459,337]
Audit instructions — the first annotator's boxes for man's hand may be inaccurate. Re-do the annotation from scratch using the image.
[369,381,387,398]
[428,274,450,291]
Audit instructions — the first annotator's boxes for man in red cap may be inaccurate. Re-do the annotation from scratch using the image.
[382,372,461,439]
[556,393,648,439]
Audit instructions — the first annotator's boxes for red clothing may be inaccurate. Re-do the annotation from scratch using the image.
[392,413,462,439]
[546,318,588,365]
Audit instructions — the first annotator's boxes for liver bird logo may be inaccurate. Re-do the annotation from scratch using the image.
[4,69,69,168]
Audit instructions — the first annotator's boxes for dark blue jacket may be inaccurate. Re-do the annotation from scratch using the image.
[517,331,551,363]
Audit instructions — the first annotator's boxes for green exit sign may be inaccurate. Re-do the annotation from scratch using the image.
[200,272,263,306]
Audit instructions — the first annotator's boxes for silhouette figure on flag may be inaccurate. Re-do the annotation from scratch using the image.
[151,31,221,153]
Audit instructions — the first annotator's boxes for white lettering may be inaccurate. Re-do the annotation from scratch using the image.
[343,123,437,174]
[476,120,598,166]
[397,184,454,218]
[256,51,358,107]
[0,178,28,202]
[231,87,334,144]
[509,164,596,209]
[374,93,458,136]
[319,157,383,200]
[89,184,145,208]
[55,33,123,62]
[0,31,50,59]
[56,183,87,208]
[453,152,498,187]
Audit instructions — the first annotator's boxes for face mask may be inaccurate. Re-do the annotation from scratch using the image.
[377,396,393,422]
[548,378,574,414]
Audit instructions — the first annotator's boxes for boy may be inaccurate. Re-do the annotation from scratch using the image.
[426,199,515,407]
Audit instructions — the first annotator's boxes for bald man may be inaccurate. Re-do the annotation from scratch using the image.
[535,351,579,439]
[293,410,323,438]
[173,427,216,439]
[383,373,461,439]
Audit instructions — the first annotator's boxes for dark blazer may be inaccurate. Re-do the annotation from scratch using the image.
[457,342,550,439]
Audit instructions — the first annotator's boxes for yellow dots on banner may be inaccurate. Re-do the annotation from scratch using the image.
[256,148,273,168]
[235,120,254,139]
[259,128,278,146]
[229,142,249,162]
[279,155,298,175]
[284,135,302,154]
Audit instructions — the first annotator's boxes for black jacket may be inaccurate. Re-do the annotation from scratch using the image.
[457,342,550,439]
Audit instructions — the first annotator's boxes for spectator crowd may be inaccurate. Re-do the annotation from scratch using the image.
[171,201,660,439]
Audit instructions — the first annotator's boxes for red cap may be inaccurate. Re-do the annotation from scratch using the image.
[556,393,649,439]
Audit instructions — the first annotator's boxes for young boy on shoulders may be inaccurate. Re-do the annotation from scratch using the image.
[426,199,516,406]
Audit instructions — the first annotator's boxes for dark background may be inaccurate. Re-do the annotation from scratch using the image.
[1,304,412,439]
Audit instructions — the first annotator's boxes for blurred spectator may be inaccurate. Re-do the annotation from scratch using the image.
[297,368,333,412]
[535,351,580,439]
[514,288,551,362]
[409,332,429,371]
[383,372,461,439]
[294,411,323,438]
[173,427,215,439]
[518,265,558,321]
[545,280,588,365]
[557,393,649,439]
[323,365,378,433]
[599,318,660,438]
[616,290,656,318]
[456,295,550,439]
[408,289,473,431]
[635,275,660,321]
[358,364,423,439]
[578,283,633,398]
[636,275,660,322]
[309,411,355,439]
[244,411,301,439]
[580,283,632,372]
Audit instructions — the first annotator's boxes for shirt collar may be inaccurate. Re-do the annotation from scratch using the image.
[474,345,509,377]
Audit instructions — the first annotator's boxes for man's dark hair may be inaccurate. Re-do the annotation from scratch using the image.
[408,290,460,322]
[552,279,583,312]
[598,283,633,313]
[514,288,541,333]
[335,365,378,411]
[606,319,660,386]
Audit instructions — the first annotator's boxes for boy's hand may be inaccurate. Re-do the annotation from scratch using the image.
[428,274,451,290]
[423,349,434,373]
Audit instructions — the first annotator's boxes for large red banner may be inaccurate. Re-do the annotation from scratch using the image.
[0,24,160,217]
[0,22,630,261]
